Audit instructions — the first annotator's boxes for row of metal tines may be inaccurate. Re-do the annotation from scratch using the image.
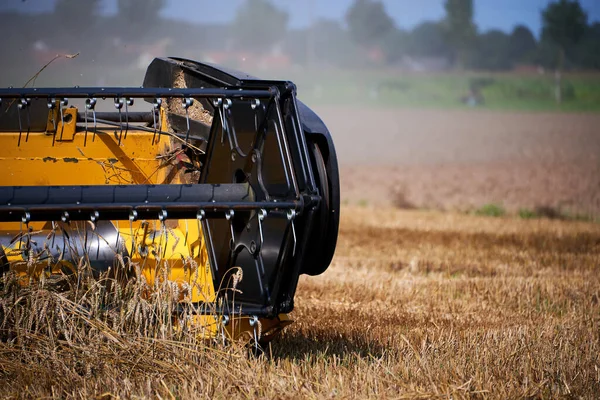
[1,95,208,147]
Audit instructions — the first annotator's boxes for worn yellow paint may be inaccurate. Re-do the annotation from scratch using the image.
[0,131,171,186]
[56,107,78,141]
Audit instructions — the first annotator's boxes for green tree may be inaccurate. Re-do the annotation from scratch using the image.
[117,0,166,38]
[574,22,600,70]
[444,0,477,68]
[509,25,537,65]
[541,0,587,102]
[382,28,410,63]
[345,0,395,48]
[232,0,288,54]
[312,19,360,66]
[408,21,450,58]
[473,30,511,70]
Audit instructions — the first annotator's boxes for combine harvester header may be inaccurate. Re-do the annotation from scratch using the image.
[0,58,340,344]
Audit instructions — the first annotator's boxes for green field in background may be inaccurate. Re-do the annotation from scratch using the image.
[2,63,600,113]
[287,70,600,113]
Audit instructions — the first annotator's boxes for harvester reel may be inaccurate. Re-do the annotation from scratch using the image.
[0,57,340,343]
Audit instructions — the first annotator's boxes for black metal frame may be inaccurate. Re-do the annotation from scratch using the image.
[0,58,340,318]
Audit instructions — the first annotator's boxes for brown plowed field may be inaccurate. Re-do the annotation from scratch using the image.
[318,107,600,216]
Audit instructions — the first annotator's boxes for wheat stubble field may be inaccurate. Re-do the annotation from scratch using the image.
[1,109,599,398]
[287,207,600,398]
[0,206,598,398]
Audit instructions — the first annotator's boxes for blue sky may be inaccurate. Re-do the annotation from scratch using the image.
[2,0,599,36]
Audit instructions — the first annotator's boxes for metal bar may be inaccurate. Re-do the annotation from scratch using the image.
[277,205,318,313]
[0,87,274,99]
[290,96,318,193]
[201,218,220,281]
[78,112,155,123]
[0,203,300,223]
[0,183,302,222]
[0,182,252,206]
[176,302,273,317]
[273,97,300,199]
[86,119,207,144]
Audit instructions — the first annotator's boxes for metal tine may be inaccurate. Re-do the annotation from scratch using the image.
[18,213,27,253]
[161,221,168,260]
[91,211,100,259]
[184,219,189,247]
[124,97,133,140]
[84,99,89,146]
[212,98,224,143]
[129,210,137,257]
[252,98,261,133]
[183,97,193,143]
[50,221,57,249]
[223,99,233,148]
[222,97,248,157]
[225,209,235,250]
[16,98,24,147]
[159,209,168,259]
[15,98,30,147]
[152,106,158,143]
[151,98,162,144]
[92,106,97,142]
[86,98,97,143]
[48,98,57,146]
[83,219,89,262]
[151,220,157,247]
[217,315,226,347]
[25,225,33,275]
[221,98,240,153]
[287,209,297,257]
[196,210,205,258]
[60,212,70,272]
[152,98,162,144]
[258,209,266,248]
[249,315,260,353]
[25,98,31,143]
[115,97,124,145]
[58,98,68,141]
[221,315,230,343]
[139,221,149,258]
[115,220,121,252]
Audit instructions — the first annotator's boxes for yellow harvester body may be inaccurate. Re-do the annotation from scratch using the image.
[0,106,289,342]
[0,58,340,346]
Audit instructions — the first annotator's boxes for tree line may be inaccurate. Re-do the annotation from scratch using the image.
[3,0,599,72]
[237,0,599,71]
[344,0,598,71]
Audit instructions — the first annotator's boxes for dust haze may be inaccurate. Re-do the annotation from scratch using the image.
[1,0,599,218]
[1,2,600,398]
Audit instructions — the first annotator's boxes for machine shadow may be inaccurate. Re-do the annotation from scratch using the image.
[267,328,388,361]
